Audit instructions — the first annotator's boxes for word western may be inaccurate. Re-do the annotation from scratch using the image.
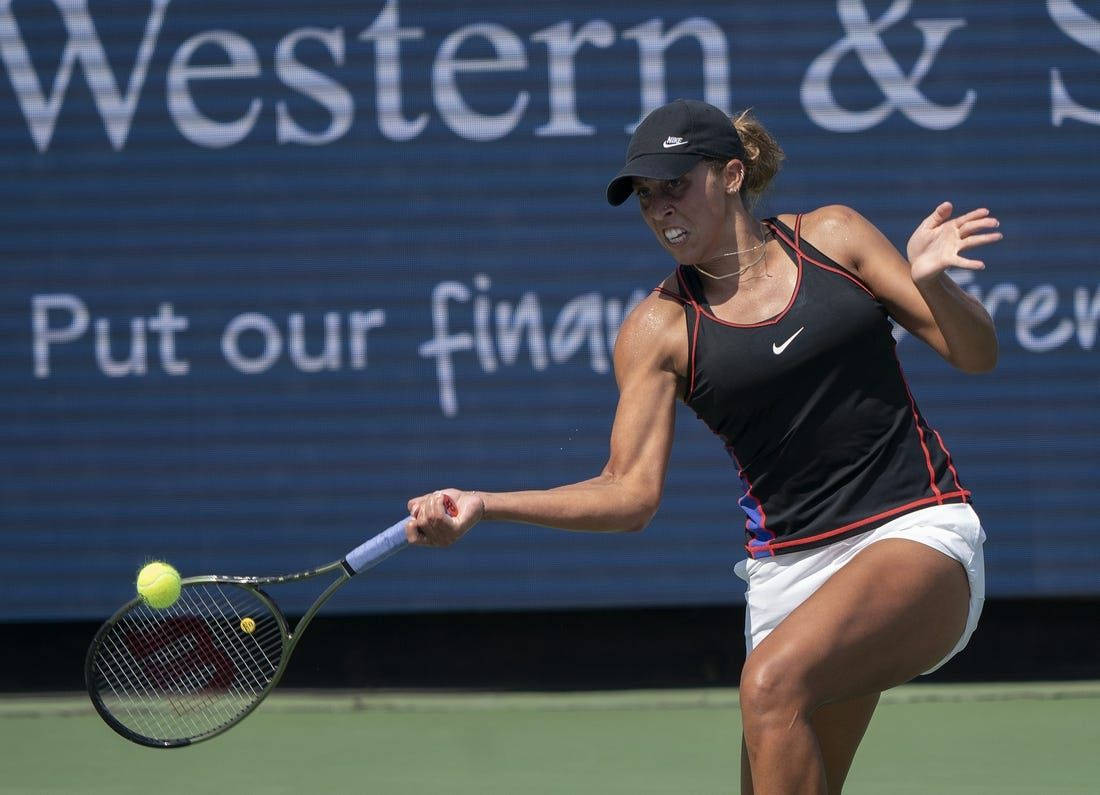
[3,0,1100,152]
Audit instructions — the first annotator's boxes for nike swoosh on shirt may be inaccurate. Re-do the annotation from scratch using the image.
[772,327,805,355]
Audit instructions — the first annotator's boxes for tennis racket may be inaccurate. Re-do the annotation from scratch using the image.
[85,499,451,748]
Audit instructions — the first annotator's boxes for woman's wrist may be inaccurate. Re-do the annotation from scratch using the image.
[470,490,491,522]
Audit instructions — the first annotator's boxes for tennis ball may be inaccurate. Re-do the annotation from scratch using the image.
[136,561,181,609]
[240,617,256,634]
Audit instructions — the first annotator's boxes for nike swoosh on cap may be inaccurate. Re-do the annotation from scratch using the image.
[662,136,688,148]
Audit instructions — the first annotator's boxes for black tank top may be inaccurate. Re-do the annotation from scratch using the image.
[659,215,969,559]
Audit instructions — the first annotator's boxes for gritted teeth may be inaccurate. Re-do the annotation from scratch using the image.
[664,227,687,244]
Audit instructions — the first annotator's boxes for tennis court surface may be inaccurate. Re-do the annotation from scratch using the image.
[4,682,1098,794]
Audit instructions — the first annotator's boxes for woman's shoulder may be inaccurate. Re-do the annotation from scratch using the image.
[628,273,689,325]
[771,205,880,271]
[772,205,868,237]
[613,274,690,369]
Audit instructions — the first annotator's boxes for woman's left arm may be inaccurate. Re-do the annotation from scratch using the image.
[817,202,1001,373]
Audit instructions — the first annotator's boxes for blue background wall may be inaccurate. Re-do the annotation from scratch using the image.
[2,1,1097,618]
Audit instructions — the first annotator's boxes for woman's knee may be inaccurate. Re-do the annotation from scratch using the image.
[739,647,816,731]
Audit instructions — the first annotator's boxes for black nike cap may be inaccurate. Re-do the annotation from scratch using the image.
[606,99,746,206]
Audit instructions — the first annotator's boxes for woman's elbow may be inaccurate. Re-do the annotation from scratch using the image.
[952,340,999,373]
[945,324,998,373]
[621,497,661,533]
[964,355,997,374]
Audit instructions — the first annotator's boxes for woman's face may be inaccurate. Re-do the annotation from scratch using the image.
[632,160,733,265]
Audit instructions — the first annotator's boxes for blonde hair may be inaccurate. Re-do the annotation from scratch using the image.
[711,109,784,207]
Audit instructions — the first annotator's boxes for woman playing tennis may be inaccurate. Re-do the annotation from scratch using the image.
[407,98,1000,794]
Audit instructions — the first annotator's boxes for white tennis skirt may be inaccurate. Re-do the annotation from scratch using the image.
[733,502,986,675]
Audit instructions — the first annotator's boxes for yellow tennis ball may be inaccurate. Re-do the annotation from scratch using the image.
[240,617,256,634]
[136,561,181,609]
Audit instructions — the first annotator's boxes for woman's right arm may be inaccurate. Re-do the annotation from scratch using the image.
[406,290,687,547]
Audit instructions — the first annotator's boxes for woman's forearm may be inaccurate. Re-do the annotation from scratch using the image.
[478,474,659,533]
[914,272,998,373]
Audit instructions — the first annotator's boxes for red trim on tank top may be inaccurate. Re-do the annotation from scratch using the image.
[652,284,700,402]
[931,427,965,493]
[892,353,943,501]
[744,490,971,558]
[674,268,704,399]
[893,359,965,497]
[674,228,803,329]
[653,285,686,304]
[767,219,876,299]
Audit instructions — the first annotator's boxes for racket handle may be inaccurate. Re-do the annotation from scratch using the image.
[344,496,458,574]
[344,520,409,574]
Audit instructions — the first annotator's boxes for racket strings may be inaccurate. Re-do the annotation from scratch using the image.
[126,594,253,719]
[89,582,285,744]
[194,584,280,693]
[101,586,282,737]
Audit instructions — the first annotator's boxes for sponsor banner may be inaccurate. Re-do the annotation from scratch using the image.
[2,1,1097,618]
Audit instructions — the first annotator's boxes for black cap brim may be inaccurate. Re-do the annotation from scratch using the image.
[606,152,704,206]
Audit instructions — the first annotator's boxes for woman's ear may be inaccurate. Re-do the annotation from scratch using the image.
[723,159,745,195]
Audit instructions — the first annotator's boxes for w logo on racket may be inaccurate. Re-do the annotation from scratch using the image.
[123,617,237,693]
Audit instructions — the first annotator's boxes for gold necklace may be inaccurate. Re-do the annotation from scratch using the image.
[693,222,768,280]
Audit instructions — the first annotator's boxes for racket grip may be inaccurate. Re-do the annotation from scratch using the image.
[344,519,410,574]
[344,496,457,574]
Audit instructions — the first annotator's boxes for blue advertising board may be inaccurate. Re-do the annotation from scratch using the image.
[2,0,1097,618]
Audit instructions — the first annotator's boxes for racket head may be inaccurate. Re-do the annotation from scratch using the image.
[85,578,290,747]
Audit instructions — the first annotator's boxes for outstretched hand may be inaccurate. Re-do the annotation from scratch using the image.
[405,488,484,547]
[906,202,1002,285]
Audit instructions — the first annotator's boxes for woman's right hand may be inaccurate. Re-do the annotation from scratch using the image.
[405,488,484,547]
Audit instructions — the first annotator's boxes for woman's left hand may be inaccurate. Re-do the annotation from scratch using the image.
[906,202,1002,285]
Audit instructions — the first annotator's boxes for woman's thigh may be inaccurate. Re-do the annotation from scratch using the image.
[742,538,970,707]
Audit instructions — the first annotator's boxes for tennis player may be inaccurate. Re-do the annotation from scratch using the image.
[407,99,1000,794]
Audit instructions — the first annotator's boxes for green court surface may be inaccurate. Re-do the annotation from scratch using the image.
[3,683,1098,794]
